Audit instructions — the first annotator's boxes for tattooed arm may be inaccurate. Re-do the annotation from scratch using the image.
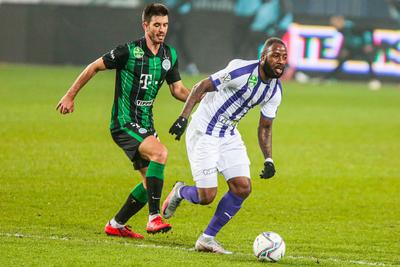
[258,115,276,178]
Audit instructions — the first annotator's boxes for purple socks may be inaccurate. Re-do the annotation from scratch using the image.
[180,187,245,237]
[204,191,244,237]
[179,185,200,204]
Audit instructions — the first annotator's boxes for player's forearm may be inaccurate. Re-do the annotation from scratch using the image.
[66,59,104,98]
[258,124,273,159]
[180,80,208,118]
[173,86,190,102]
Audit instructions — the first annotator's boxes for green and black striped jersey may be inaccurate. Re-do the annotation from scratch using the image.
[102,37,181,131]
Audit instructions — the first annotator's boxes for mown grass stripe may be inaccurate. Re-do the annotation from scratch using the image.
[0,232,389,266]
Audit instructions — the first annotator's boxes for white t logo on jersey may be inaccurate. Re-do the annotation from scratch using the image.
[140,74,153,89]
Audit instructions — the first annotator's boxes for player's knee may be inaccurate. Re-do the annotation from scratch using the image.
[198,189,217,205]
[159,145,168,161]
[199,195,215,205]
[234,185,251,199]
[230,180,251,199]
[151,145,168,162]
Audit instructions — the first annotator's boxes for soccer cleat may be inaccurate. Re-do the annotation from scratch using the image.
[146,215,172,234]
[162,181,185,219]
[104,222,144,239]
[195,235,233,254]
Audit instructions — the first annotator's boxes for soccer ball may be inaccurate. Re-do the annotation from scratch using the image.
[253,232,286,262]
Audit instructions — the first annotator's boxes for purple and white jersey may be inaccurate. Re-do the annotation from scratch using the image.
[191,59,282,137]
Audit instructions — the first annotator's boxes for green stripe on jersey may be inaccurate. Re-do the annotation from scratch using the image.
[126,44,136,71]
[121,45,137,126]
[140,56,162,128]
[111,44,137,129]
[119,71,133,126]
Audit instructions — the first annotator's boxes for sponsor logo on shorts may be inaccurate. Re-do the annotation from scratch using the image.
[130,122,141,127]
[138,128,147,134]
[129,123,150,135]
[202,167,218,176]
[136,99,154,106]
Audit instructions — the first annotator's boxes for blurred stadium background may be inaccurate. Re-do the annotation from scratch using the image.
[0,0,399,84]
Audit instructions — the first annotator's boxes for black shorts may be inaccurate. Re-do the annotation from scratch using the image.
[111,122,156,170]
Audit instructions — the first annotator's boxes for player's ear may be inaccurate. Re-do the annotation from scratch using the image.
[260,52,267,65]
[142,21,148,32]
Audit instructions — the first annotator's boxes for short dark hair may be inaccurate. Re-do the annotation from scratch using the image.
[262,37,286,52]
[142,3,169,23]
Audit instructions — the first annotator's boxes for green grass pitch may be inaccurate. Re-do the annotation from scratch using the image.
[0,64,399,266]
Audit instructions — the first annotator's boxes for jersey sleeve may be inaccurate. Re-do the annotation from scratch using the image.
[208,59,244,91]
[260,83,282,119]
[102,44,129,70]
[166,58,181,84]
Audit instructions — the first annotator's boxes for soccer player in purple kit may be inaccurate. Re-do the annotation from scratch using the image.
[162,37,288,254]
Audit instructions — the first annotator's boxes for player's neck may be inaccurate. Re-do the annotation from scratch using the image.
[144,35,161,55]
[259,66,271,83]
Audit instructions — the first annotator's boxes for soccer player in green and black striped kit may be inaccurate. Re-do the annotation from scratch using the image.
[56,3,190,238]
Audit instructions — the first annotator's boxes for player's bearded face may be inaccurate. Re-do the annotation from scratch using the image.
[145,15,169,44]
[263,60,283,78]
[263,44,288,78]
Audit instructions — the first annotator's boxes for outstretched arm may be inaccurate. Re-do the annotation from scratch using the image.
[258,115,276,178]
[169,78,214,140]
[56,57,106,114]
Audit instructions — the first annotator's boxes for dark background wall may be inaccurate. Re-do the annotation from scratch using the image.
[0,4,142,65]
[0,2,399,77]
[0,3,237,72]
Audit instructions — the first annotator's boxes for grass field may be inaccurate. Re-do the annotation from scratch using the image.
[1,64,399,266]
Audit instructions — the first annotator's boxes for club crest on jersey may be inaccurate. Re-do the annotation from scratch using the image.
[248,75,258,89]
[138,128,148,134]
[219,73,231,84]
[162,59,171,70]
[133,46,144,59]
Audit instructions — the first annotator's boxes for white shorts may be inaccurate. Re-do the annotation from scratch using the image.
[185,122,251,188]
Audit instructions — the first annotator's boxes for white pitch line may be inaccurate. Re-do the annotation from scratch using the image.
[0,232,390,266]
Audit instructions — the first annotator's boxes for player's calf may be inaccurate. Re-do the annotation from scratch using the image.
[197,187,218,205]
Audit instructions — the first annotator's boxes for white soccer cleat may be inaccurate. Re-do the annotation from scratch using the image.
[162,181,184,219]
[195,235,233,254]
